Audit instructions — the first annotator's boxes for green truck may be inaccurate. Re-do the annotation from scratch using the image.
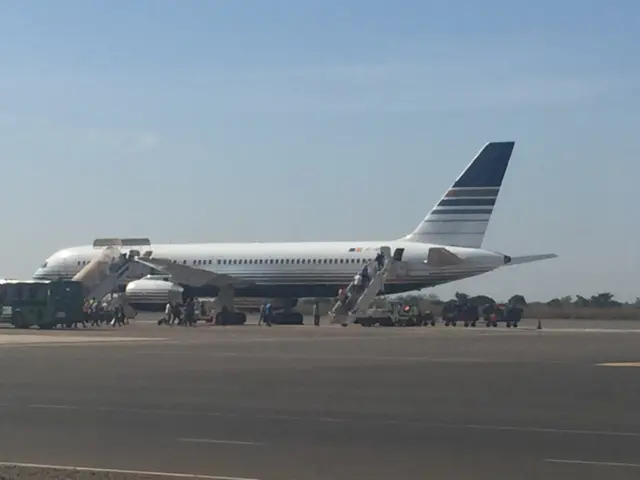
[0,279,85,329]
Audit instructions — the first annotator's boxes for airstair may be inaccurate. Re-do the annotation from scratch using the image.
[330,246,404,326]
[72,238,152,302]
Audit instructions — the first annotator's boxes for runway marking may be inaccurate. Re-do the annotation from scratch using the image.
[0,461,260,480]
[15,403,640,438]
[0,334,167,347]
[29,404,82,410]
[544,459,640,468]
[179,438,263,446]
[543,328,640,334]
[597,362,640,367]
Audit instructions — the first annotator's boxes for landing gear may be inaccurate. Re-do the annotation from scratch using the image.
[215,310,246,325]
[212,286,246,325]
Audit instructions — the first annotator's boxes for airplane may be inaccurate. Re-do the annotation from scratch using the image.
[33,141,557,324]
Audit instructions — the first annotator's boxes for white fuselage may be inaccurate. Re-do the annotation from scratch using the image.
[33,240,507,299]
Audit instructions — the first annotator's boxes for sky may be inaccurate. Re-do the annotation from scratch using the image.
[1,0,639,303]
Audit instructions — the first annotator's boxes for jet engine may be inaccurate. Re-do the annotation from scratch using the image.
[125,275,184,312]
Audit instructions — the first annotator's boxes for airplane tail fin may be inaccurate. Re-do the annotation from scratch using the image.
[401,141,515,248]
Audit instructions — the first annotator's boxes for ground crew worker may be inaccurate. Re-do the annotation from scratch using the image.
[258,303,265,325]
[313,301,320,326]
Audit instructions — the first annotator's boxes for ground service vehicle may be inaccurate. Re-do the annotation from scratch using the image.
[356,302,434,327]
[481,303,523,327]
[0,279,85,329]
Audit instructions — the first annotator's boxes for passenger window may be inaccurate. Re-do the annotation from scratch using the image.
[296,259,301,264]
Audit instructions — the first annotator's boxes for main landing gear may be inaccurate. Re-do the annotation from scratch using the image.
[212,286,247,325]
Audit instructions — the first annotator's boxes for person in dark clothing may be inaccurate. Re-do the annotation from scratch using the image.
[264,302,273,326]
[184,298,196,326]
[375,251,384,271]
[172,303,182,325]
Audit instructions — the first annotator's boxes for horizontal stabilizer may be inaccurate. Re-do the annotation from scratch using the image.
[424,247,464,267]
[506,253,557,266]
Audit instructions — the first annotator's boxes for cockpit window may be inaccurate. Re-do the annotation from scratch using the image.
[41,262,48,268]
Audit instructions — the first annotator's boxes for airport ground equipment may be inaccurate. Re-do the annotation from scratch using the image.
[329,246,404,326]
[0,279,85,329]
[480,303,523,327]
[73,238,152,302]
[356,302,436,327]
[354,308,393,327]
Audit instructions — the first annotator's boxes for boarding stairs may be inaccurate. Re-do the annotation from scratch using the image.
[330,246,404,326]
[72,238,152,302]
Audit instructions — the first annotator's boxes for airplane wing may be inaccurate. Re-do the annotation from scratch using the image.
[505,253,557,266]
[134,257,254,288]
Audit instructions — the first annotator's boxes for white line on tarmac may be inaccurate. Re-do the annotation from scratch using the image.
[20,403,640,438]
[0,461,261,480]
[178,438,263,446]
[544,459,640,468]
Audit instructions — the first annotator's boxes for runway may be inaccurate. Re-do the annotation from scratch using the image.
[0,316,638,479]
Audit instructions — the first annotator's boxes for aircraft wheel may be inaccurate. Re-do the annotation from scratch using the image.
[471,322,476,327]
[506,323,512,328]
[464,322,469,327]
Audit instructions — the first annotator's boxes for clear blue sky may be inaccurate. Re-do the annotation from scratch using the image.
[1,0,639,302]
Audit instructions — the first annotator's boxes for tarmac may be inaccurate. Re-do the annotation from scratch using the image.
[0,315,639,480]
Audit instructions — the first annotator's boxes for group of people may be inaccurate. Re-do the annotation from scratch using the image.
[336,249,386,313]
[160,298,200,326]
[61,297,128,328]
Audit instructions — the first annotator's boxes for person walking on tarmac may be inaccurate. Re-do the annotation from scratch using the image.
[171,302,182,326]
[161,302,172,326]
[184,298,196,327]
[313,301,321,326]
[264,302,273,326]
